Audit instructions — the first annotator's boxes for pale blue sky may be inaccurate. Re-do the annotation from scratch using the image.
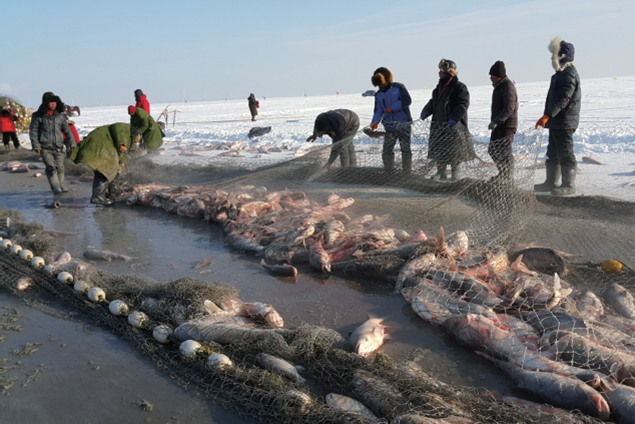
[2,0,633,107]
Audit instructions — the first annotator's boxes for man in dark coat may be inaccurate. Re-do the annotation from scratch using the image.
[535,37,581,196]
[307,109,358,168]
[128,105,163,152]
[487,61,518,182]
[30,92,76,194]
[248,93,259,122]
[71,123,137,205]
[370,67,413,173]
[421,59,476,181]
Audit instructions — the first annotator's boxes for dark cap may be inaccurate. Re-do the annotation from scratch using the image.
[489,61,506,78]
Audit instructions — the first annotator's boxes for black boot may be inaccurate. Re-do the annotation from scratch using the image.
[450,163,461,181]
[90,184,114,206]
[534,162,561,192]
[552,165,576,196]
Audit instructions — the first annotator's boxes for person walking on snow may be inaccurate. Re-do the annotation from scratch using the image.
[307,109,358,169]
[30,92,76,195]
[534,37,581,196]
[134,89,150,115]
[487,60,518,182]
[421,59,475,181]
[128,105,164,152]
[370,67,413,173]
[248,93,259,122]
[1,104,21,149]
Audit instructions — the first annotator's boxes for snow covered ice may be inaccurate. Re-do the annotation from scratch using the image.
[67,75,635,201]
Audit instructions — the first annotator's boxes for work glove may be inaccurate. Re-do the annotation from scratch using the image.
[370,122,378,131]
[34,149,41,153]
[420,112,428,120]
[134,134,141,143]
[306,135,317,142]
[488,122,497,131]
[120,145,128,152]
[535,115,549,128]
[448,119,457,128]
[386,106,392,113]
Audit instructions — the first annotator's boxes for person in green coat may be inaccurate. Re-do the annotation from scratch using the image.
[70,123,137,205]
[128,105,164,152]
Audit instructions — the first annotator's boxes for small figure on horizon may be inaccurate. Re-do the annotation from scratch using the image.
[421,59,475,181]
[534,37,581,196]
[248,93,259,122]
[128,105,164,152]
[487,60,518,182]
[134,89,150,115]
[370,67,413,173]
[307,109,358,169]
[1,103,21,150]
[30,92,76,194]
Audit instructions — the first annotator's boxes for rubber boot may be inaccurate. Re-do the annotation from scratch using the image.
[450,163,461,181]
[551,165,576,196]
[90,184,114,206]
[534,162,561,192]
[402,152,412,174]
[431,164,447,180]
[491,160,514,184]
[107,181,117,199]
[58,170,68,192]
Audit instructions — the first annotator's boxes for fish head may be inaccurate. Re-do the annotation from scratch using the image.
[590,393,611,421]
[265,310,284,328]
[355,333,378,356]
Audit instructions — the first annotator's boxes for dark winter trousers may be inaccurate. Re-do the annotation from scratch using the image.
[546,129,576,166]
[328,130,358,167]
[383,124,412,172]
[40,149,66,191]
[92,171,109,191]
[488,127,516,164]
[2,132,20,148]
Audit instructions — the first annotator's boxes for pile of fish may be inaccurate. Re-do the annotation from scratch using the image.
[1,161,40,173]
[117,183,635,422]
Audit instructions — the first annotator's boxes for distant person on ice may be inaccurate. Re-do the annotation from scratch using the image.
[1,103,21,150]
[134,89,150,114]
[30,92,76,195]
[534,37,581,196]
[487,60,518,182]
[71,123,138,206]
[369,67,413,173]
[248,93,259,122]
[128,105,164,152]
[306,109,358,169]
[421,59,475,181]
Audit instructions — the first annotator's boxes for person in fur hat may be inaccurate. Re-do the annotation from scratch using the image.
[307,109,358,168]
[534,37,581,196]
[369,67,413,173]
[487,60,518,182]
[421,59,475,181]
[29,92,76,195]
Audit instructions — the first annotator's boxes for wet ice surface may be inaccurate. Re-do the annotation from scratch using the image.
[0,171,511,423]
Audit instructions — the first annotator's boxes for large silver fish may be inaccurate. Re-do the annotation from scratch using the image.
[352,369,406,419]
[575,290,605,320]
[325,393,378,422]
[599,378,635,424]
[603,283,635,319]
[83,248,134,262]
[174,322,290,344]
[350,318,389,357]
[256,353,305,384]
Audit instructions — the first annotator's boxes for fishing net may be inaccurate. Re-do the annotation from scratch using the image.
[2,119,635,423]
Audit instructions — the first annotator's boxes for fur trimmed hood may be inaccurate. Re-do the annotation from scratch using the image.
[371,67,393,87]
[549,37,575,72]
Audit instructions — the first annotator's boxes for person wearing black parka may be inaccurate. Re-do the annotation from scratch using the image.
[535,37,581,196]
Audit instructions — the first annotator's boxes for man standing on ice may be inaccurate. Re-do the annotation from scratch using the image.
[307,109,358,168]
[134,89,150,114]
[30,92,76,195]
[534,37,581,196]
[487,60,518,182]
[248,93,259,122]
[370,67,413,173]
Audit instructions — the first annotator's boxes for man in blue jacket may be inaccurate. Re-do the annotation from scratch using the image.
[535,37,581,196]
[30,92,76,195]
[369,67,412,173]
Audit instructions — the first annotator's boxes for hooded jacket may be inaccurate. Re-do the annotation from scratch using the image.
[130,107,163,151]
[135,93,150,115]
[544,37,581,130]
[491,76,518,129]
[372,82,412,130]
[29,100,75,151]
[0,107,18,133]
[71,123,135,181]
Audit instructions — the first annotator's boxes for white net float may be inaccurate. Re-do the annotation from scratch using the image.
[10,244,22,255]
[87,287,106,302]
[31,256,45,267]
[152,325,173,344]
[109,300,129,316]
[179,340,201,358]
[57,271,74,284]
[128,311,147,328]
[19,249,33,261]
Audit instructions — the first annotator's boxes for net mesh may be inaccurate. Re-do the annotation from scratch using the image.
[2,120,634,423]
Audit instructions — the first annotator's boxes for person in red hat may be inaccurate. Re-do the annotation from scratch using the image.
[1,104,21,149]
